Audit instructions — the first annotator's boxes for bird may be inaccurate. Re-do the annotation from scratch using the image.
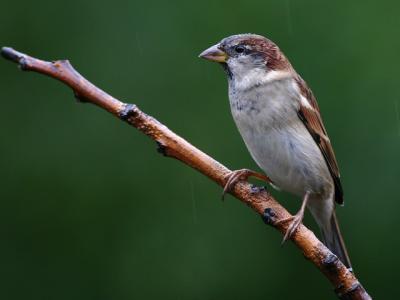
[199,34,352,269]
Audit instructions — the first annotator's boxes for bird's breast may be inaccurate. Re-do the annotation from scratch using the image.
[229,78,299,132]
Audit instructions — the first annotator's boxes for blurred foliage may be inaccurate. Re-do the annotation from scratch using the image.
[0,0,399,299]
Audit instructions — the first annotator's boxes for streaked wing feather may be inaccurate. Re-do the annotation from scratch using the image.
[295,75,344,204]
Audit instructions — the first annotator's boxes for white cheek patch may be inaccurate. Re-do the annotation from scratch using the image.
[228,60,292,91]
[264,70,292,82]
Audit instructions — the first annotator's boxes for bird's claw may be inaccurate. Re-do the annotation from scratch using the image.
[222,170,247,200]
[221,169,270,200]
[276,215,303,244]
[275,191,310,244]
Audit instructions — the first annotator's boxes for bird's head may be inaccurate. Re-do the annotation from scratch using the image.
[199,34,291,80]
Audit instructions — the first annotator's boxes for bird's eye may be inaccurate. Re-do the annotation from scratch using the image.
[235,45,246,54]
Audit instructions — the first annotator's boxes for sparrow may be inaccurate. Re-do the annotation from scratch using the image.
[199,34,352,269]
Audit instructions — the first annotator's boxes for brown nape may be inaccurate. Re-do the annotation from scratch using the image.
[265,46,292,71]
[245,37,292,71]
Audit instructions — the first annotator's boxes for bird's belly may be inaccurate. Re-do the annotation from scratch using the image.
[238,120,332,197]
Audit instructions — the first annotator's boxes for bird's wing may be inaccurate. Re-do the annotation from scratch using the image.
[294,75,344,205]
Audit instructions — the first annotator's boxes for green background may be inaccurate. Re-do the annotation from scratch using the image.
[1,0,398,299]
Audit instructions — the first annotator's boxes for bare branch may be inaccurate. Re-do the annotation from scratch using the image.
[1,47,372,300]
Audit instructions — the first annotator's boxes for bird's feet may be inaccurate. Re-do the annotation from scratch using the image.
[276,213,304,244]
[222,168,271,199]
[275,191,310,244]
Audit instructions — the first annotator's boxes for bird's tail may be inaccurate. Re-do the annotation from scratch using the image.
[320,211,352,270]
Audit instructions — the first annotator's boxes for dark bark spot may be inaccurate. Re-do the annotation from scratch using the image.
[119,104,138,121]
[262,208,276,225]
[74,91,88,103]
[250,184,266,194]
[323,252,340,275]
[156,141,167,156]
[335,282,364,299]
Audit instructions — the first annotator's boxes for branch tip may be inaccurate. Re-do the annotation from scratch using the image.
[1,47,29,70]
[2,47,21,63]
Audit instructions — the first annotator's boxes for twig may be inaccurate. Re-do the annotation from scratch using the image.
[1,47,372,300]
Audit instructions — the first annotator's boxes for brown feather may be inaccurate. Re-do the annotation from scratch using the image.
[294,75,344,204]
[243,37,292,71]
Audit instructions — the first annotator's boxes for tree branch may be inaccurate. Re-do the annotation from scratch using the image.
[1,47,371,300]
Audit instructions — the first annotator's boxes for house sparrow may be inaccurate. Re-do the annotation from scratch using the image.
[199,34,352,269]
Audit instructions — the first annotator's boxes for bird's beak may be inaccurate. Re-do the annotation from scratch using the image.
[199,44,227,63]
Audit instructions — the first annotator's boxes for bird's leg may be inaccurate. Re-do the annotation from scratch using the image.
[222,169,271,199]
[276,191,311,244]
